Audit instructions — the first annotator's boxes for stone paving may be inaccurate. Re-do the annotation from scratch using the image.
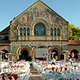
[29,63,43,80]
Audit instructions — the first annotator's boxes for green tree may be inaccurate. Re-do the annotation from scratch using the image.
[68,24,80,40]
[68,26,72,40]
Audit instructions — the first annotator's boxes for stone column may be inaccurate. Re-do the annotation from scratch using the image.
[47,29,50,36]
[31,47,35,60]
[30,29,32,36]
[48,48,51,60]
[17,54,19,60]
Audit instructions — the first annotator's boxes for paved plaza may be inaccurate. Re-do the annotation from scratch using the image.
[29,63,43,80]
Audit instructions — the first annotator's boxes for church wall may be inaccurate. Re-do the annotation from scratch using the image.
[10,1,68,41]
[9,1,69,61]
[0,0,70,61]
[10,40,68,61]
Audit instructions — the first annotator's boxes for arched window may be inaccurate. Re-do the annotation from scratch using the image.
[34,23,46,35]
[50,28,53,36]
[27,28,30,36]
[24,28,26,36]
[54,28,56,36]
[57,28,60,36]
[20,28,22,36]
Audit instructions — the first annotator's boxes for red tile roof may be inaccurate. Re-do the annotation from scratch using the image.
[0,26,10,35]
[0,40,10,46]
[69,40,80,45]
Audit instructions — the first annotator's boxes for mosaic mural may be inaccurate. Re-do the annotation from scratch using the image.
[12,7,67,28]
[11,1,68,40]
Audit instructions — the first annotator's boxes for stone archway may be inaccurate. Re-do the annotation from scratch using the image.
[16,46,32,61]
[70,49,79,58]
[50,46,61,60]
[19,49,30,61]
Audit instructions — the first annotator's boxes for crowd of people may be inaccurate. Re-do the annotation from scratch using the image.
[32,58,80,80]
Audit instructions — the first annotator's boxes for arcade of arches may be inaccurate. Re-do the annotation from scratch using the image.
[0,20,80,61]
[0,0,80,61]
[1,46,79,61]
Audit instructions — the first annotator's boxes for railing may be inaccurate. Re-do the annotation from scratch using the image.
[18,36,67,41]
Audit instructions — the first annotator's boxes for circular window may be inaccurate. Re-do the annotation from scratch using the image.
[34,23,46,35]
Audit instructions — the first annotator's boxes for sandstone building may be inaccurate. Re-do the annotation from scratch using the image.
[0,0,80,61]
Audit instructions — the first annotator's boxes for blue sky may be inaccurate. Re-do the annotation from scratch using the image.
[0,0,80,31]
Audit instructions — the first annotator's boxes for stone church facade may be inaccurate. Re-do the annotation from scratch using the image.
[0,0,80,61]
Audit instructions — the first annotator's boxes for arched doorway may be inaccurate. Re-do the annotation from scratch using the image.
[19,49,32,61]
[70,49,79,59]
[21,50,28,60]
[51,50,58,60]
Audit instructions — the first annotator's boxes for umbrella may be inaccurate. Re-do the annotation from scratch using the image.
[61,50,69,53]
[51,52,56,54]
[0,51,5,54]
[7,53,11,55]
